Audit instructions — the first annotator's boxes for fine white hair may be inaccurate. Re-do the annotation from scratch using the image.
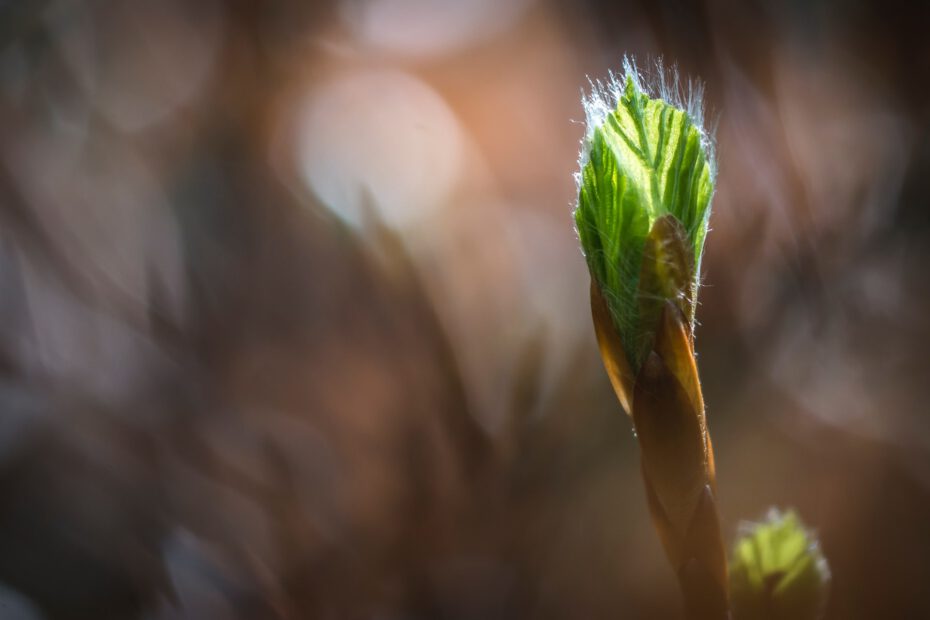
[576,55,717,188]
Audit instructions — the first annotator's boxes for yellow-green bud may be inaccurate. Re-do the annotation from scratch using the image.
[730,509,831,620]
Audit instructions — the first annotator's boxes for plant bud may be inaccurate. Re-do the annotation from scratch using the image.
[730,509,831,620]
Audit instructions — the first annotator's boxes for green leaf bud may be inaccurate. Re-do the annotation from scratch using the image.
[730,509,831,620]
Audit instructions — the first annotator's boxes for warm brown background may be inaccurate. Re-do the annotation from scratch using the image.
[0,0,928,618]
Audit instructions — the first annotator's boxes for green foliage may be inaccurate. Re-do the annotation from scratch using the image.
[574,59,715,370]
[730,509,831,620]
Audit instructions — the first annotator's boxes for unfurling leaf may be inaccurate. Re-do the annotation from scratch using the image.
[574,58,715,371]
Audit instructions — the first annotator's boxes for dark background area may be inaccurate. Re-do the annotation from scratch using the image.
[0,0,928,618]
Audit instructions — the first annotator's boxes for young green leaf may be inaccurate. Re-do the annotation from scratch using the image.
[574,58,715,370]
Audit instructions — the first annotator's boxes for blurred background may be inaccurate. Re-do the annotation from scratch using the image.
[0,0,928,618]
